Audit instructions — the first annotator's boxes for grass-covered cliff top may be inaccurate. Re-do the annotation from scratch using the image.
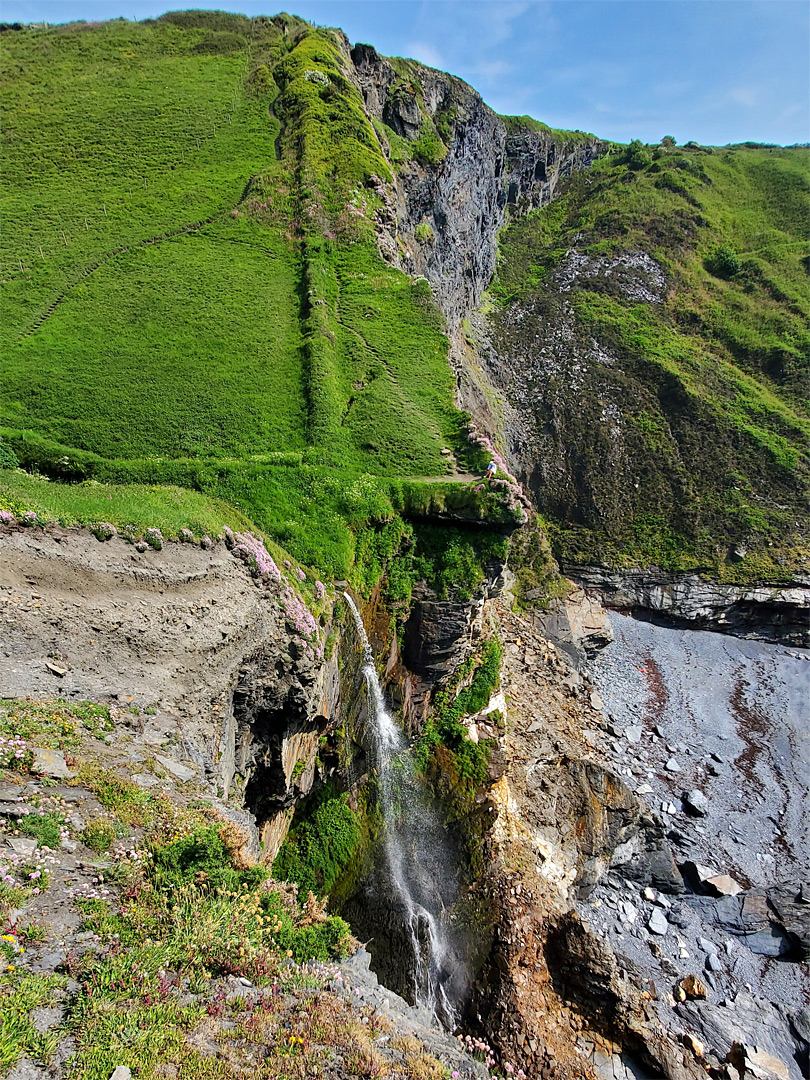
[490,138,810,581]
[2,12,806,586]
[0,13,521,579]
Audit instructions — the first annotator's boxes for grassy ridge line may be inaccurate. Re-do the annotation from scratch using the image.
[1,16,520,580]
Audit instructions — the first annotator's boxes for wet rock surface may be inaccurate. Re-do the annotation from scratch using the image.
[581,612,810,1078]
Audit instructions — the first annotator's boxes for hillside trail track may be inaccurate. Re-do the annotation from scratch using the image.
[18,175,258,343]
[404,473,479,483]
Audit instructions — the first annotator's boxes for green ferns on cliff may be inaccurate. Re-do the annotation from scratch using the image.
[272,784,363,899]
[491,140,810,580]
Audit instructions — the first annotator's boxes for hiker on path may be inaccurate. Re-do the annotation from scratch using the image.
[485,459,498,481]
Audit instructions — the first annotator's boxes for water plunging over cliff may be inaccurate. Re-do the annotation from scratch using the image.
[343,593,462,1026]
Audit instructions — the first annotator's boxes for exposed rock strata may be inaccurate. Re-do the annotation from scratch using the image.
[569,566,810,648]
[0,526,339,863]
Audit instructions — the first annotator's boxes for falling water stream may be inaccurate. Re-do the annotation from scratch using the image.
[344,593,460,1026]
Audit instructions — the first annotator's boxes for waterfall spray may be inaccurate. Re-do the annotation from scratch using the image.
[344,593,459,1026]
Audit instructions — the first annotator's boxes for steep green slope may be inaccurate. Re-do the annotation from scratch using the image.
[490,140,810,580]
[1,14,512,576]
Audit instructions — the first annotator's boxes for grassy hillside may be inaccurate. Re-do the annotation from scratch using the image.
[0,13,511,576]
[490,140,810,580]
[2,15,806,584]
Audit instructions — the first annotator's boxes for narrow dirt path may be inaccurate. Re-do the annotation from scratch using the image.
[18,179,258,343]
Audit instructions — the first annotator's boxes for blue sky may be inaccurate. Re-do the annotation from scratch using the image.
[4,1,809,145]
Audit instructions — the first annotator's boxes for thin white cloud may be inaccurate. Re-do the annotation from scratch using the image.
[728,86,758,107]
[406,40,446,70]
[488,1,533,44]
[467,59,515,80]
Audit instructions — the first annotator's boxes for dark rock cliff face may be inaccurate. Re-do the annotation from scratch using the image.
[569,565,810,648]
[349,43,604,327]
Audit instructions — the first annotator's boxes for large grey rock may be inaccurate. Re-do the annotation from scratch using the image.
[705,874,742,897]
[693,893,792,957]
[130,773,158,788]
[648,908,668,936]
[31,747,71,779]
[767,882,810,960]
[728,1043,791,1080]
[5,1057,48,1079]
[351,41,604,328]
[683,789,709,816]
[791,1004,810,1043]
[8,836,37,857]
[154,755,195,782]
[681,861,719,891]
[679,992,800,1080]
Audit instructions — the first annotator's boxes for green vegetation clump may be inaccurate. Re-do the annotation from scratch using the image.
[272,784,362,898]
[79,819,118,854]
[17,811,65,850]
[0,972,65,1070]
[0,698,112,750]
[415,638,501,792]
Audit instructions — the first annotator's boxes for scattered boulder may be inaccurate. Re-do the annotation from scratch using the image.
[130,773,159,788]
[695,893,792,957]
[728,1043,791,1080]
[681,861,719,891]
[683,789,709,816]
[8,836,37,857]
[679,974,708,1000]
[665,757,681,772]
[5,1057,46,1080]
[45,660,68,677]
[705,874,742,898]
[31,748,71,779]
[767,882,810,960]
[109,1069,133,1080]
[648,908,669,935]
[791,1004,810,1043]
[625,724,643,744]
[153,754,195,782]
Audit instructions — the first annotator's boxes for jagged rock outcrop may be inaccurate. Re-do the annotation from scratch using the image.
[0,526,340,863]
[349,42,605,327]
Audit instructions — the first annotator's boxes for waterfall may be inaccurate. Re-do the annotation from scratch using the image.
[343,593,459,1027]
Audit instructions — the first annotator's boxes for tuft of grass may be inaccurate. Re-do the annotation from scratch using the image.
[0,971,66,1071]
[79,820,118,855]
[17,811,65,850]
